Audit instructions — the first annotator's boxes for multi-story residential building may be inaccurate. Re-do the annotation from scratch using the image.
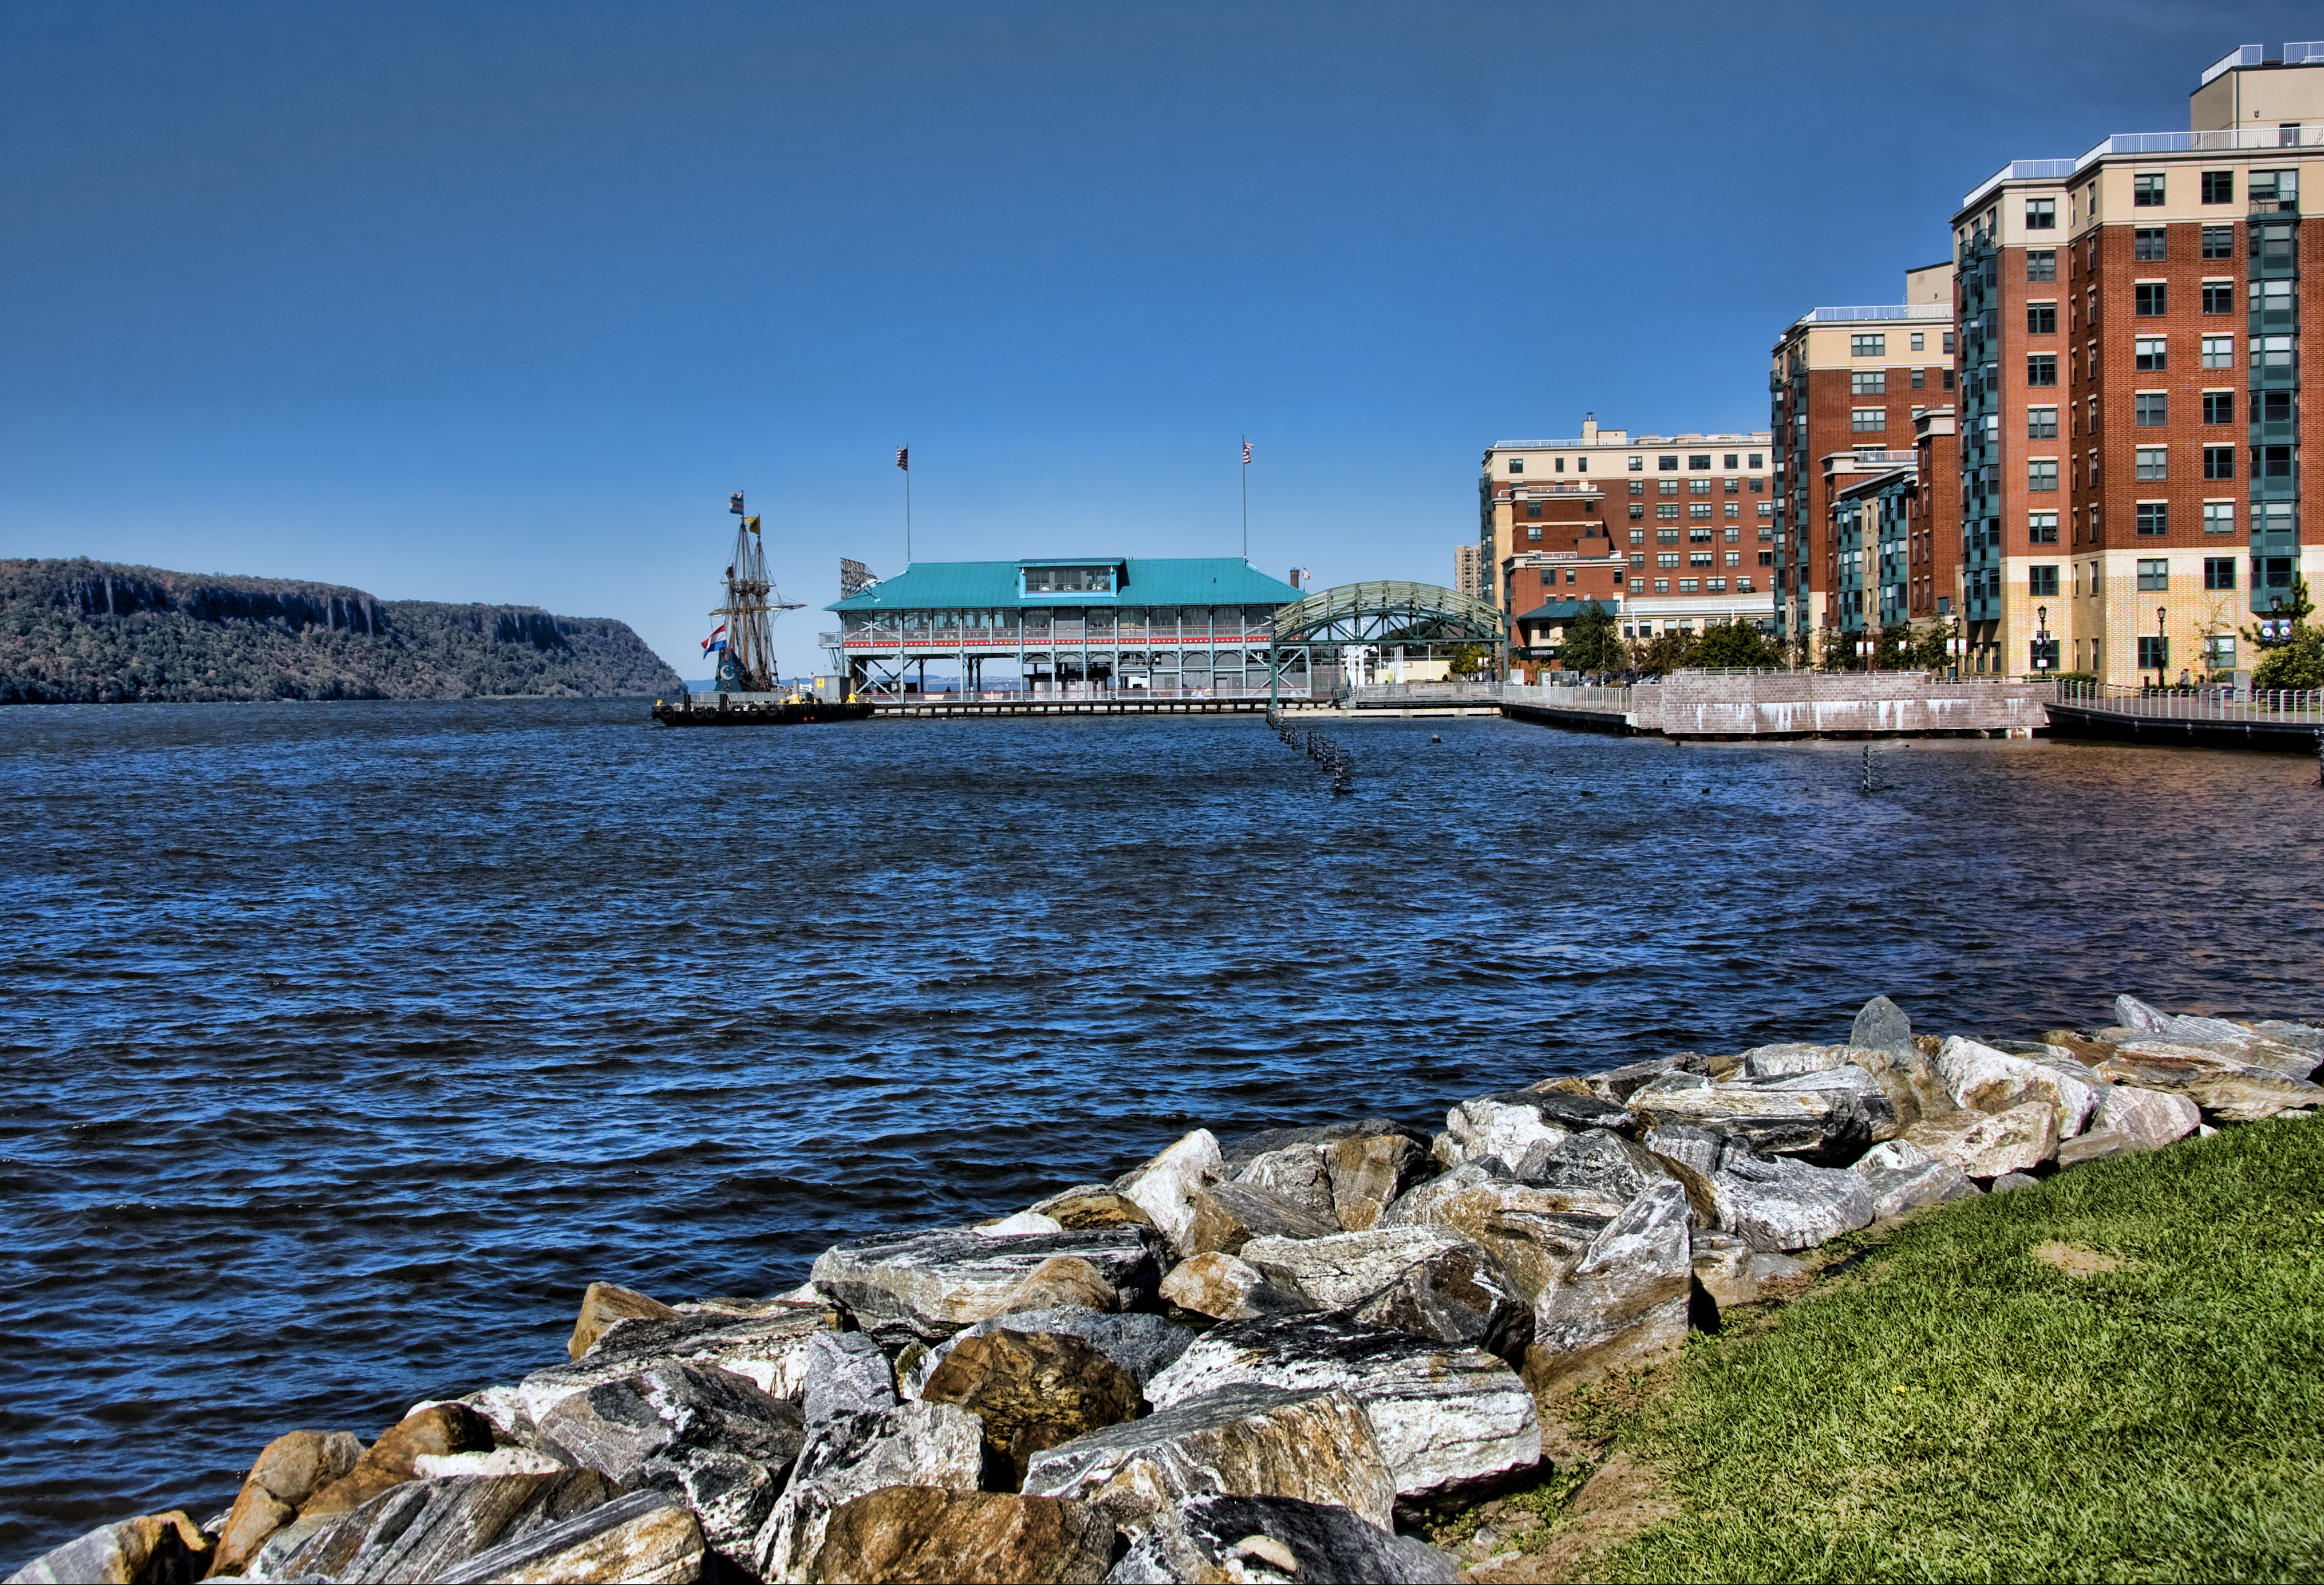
[1907,406,1963,626]
[1453,542,1485,602]
[1481,418,1774,651]
[1950,42,2323,684]
[1768,268,1957,651]
[1503,531,1625,678]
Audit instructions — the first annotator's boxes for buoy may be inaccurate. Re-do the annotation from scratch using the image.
[1430,734,1441,743]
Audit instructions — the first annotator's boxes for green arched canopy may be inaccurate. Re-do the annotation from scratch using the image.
[1266,580,1506,702]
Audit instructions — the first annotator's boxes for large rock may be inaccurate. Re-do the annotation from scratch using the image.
[434,1490,704,1585]
[6,1512,210,1585]
[1846,1139,1979,1220]
[1230,1141,1340,1226]
[1325,1133,1432,1231]
[2089,1042,2324,1122]
[1145,1315,1540,1501]
[1639,1124,1720,1177]
[1182,1182,1339,1257]
[2104,997,2317,1072]
[1218,1119,1408,1167]
[920,1329,1143,1482]
[800,1329,898,1427]
[1509,1129,1672,1214]
[1527,1180,1694,1394]
[1159,1251,1311,1321]
[1576,1054,1704,1103]
[1237,1225,1472,1311]
[521,1307,833,1418]
[1936,1037,2102,1138]
[1740,1042,1852,1078]
[1118,1129,1225,1251]
[209,1428,365,1574]
[1902,1101,2060,1177]
[1690,1235,1807,1317]
[1108,1494,1459,1584]
[1238,1225,1528,1355]
[1849,995,1917,1059]
[1032,1184,1159,1231]
[1022,1384,1396,1531]
[1442,1090,1629,1169]
[1626,1069,1892,1161]
[567,1282,681,1362]
[1385,1177,1608,1311]
[752,1401,986,1582]
[811,1225,1163,1342]
[2096,1084,2202,1150]
[250,1469,618,1584]
[1002,1255,1122,1315]
[1376,1159,1511,1229]
[300,1404,496,1521]
[1702,1145,1874,1251]
[799,1488,1114,1585]
[904,1309,1199,1396]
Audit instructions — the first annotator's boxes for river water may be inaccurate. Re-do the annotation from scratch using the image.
[3,698,2319,1557]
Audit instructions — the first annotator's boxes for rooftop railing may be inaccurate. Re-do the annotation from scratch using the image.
[1793,303,1953,325]
[1964,125,2324,209]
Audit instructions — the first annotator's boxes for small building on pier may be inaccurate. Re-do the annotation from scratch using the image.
[821,557,1309,697]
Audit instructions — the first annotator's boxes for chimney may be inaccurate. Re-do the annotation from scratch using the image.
[1580,412,1598,442]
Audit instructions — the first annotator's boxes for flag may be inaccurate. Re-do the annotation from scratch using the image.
[730,491,745,515]
[1242,440,1252,465]
[895,446,909,471]
[746,515,762,534]
[725,564,734,578]
[701,623,728,654]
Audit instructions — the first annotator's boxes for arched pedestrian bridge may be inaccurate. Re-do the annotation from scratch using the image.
[1266,580,1507,701]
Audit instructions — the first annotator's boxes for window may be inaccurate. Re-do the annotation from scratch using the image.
[2252,171,2293,211]
[1723,502,1740,519]
[1653,579,1669,592]
[2133,228,2167,261]
[1575,457,1587,472]
[2259,389,2292,426]
[2257,444,2294,478]
[2025,198,2056,229]
[1526,525,1542,541]
[1678,579,1699,593]
[1659,478,1678,495]
[2205,557,2237,589]
[2136,503,2168,536]
[1507,459,1523,474]
[1910,368,1926,390]
[1851,370,1887,394]
[2137,558,2169,590]
[2134,336,2166,371]
[2027,353,2057,386]
[1689,477,1711,495]
[2204,501,2236,535]
[1689,553,1712,568]
[1689,503,1712,519]
[1659,454,1679,471]
[1942,368,1955,390]
[1629,455,1643,471]
[2135,282,2167,315]
[2201,280,2233,314]
[1724,527,1741,542]
[1757,501,1773,516]
[1908,333,1925,352]
[1553,457,1565,473]
[2204,444,2235,479]
[1851,408,1886,432]
[2029,459,2058,492]
[2029,565,2060,596]
[1629,552,1645,566]
[1657,554,1679,568]
[2027,249,2058,281]
[1525,502,1543,518]
[1722,476,1738,494]
[1658,527,1679,542]
[2133,174,2164,207]
[2135,446,2167,481]
[1850,333,1886,357]
[2202,334,2234,369]
[2200,391,2234,426]
[2262,556,2295,590]
[2202,225,2234,258]
[2028,406,2058,439]
[1748,453,1762,469]
[1023,564,1114,592]
[2206,635,2236,670]
[2026,302,2056,334]
[1738,578,1755,592]
[1941,333,1955,355]
[1657,503,1679,519]
[2138,635,2169,669]
[1688,454,1712,470]
[2202,170,2234,205]
[2029,511,2060,544]
[1628,503,1644,519]
[2135,393,2167,426]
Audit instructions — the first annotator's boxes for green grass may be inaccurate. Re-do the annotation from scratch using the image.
[1587,1116,2324,1584]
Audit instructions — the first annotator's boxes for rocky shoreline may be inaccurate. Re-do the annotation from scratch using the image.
[15,995,2321,1585]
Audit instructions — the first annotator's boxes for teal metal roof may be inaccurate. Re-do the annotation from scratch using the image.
[827,557,1302,612]
[1515,599,1615,622]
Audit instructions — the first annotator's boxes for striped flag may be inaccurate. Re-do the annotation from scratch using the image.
[701,623,728,654]
[729,491,745,515]
[895,446,909,471]
[1242,440,1252,465]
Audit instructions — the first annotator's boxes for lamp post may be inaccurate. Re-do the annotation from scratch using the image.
[2157,604,2169,693]
[1946,615,1962,683]
[2035,604,2050,679]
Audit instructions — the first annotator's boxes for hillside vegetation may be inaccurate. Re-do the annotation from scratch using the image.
[1,558,682,702]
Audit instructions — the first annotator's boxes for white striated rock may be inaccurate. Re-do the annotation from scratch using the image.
[1740,1042,1852,1078]
[1231,1141,1340,1226]
[1238,1226,1472,1311]
[1118,1129,1225,1252]
[1902,1101,2059,1177]
[1703,1149,1874,1252]
[799,1329,896,1428]
[1442,1096,1570,1167]
[1528,1179,1693,1392]
[410,1448,569,1479]
[1108,1494,1460,1584]
[1936,1037,2101,1138]
[810,1225,1163,1342]
[752,1402,985,1583]
[1845,1139,1979,1220]
[1145,1314,1540,1501]
[902,1309,1199,1397]
[979,1209,1066,1237]
[1159,1250,1311,1321]
[2096,1084,2201,1150]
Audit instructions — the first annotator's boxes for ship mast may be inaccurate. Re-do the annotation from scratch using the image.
[713,493,803,691]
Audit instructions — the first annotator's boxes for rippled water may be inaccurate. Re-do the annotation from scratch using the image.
[3,698,2319,1557]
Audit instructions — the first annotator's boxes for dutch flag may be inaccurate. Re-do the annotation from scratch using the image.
[702,623,728,655]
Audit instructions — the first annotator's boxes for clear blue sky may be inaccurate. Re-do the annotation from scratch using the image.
[1,1,2309,672]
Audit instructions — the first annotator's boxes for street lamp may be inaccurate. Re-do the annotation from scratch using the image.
[1946,615,1963,683]
[2035,604,2050,677]
[2157,605,2169,693]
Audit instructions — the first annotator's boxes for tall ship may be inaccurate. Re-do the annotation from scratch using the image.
[651,493,872,726]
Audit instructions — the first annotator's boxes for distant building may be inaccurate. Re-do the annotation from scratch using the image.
[1769,267,1957,650]
[823,557,1306,696]
[1503,523,1623,678]
[1948,43,2324,684]
[1481,417,1775,656]
[1453,542,1484,601]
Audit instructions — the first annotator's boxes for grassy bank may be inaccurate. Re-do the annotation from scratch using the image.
[1475,1116,2324,1583]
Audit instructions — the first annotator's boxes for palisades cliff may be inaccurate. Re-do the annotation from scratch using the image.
[0,560,681,703]
[11,993,2319,1585]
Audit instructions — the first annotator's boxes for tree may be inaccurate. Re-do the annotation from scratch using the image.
[1558,604,1624,675]
[1631,629,1697,677]
[1872,623,1914,671]
[1905,623,1950,675]
[2247,575,2323,690]
[1693,620,1779,670]
[1447,643,1491,679]
[1817,627,1856,671]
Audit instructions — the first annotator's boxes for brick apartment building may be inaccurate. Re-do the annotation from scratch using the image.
[1949,43,2323,684]
[1768,269,1957,649]
[1503,525,1625,678]
[1480,420,1775,657]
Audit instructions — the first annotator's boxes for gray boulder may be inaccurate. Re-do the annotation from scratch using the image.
[2093,1042,2324,1121]
[1740,1042,1853,1078]
[1510,1128,1673,1214]
[1639,1124,1720,1176]
[434,1490,704,1585]
[535,1363,803,1487]
[1576,1054,1705,1103]
[7,1513,210,1585]
[1182,1182,1340,1256]
[809,1225,1164,1342]
[799,1330,896,1428]
[1849,995,1917,1059]
[1145,1314,1540,1501]
[1023,1384,1396,1532]
[523,1307,834,1416]
[1325,1133,1434,1231]
[1702,1145,1874,1251]
[1903,1101,2060,1177]
[1527,1179,1693,1395]
[253,1470,619,1584]
[1628,1068,1892,1162]
[1219,1118,1408,1167]
[1376,1158,1511,1228]
[1230,1142,1340,1226]
[1689,1235,1807,1317]
[1936,1037,2103,1138]
[2095,1084,2202,1150]
[1116,1129,1225,1252]
[1989,1171,2040,1192]
[1351,1241,1533,1359]
[1845,1139,1979,1220]
[798,1488,1114,1585]
[1158,1251,1313,1321]
[1238,1226,1472,1311]
[1106,1494,1459,1584]
[1380,1175,1607,1315]
[903,1309,1199,1397]
[752,1401,986,1582]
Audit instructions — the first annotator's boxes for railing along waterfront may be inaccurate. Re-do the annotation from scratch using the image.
[2054,679,2324,726]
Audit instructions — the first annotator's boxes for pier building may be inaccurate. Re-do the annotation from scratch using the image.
[821,556,1310,697]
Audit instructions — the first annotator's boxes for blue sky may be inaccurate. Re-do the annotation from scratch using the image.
[2,1,2311,672]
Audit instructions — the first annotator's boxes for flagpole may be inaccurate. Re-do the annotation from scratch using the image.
[905,462,912,565]
[1240,435,1248,562]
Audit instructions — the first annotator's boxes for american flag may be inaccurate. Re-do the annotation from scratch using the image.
[895,446,909,471]
[1242,440,1252,465]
